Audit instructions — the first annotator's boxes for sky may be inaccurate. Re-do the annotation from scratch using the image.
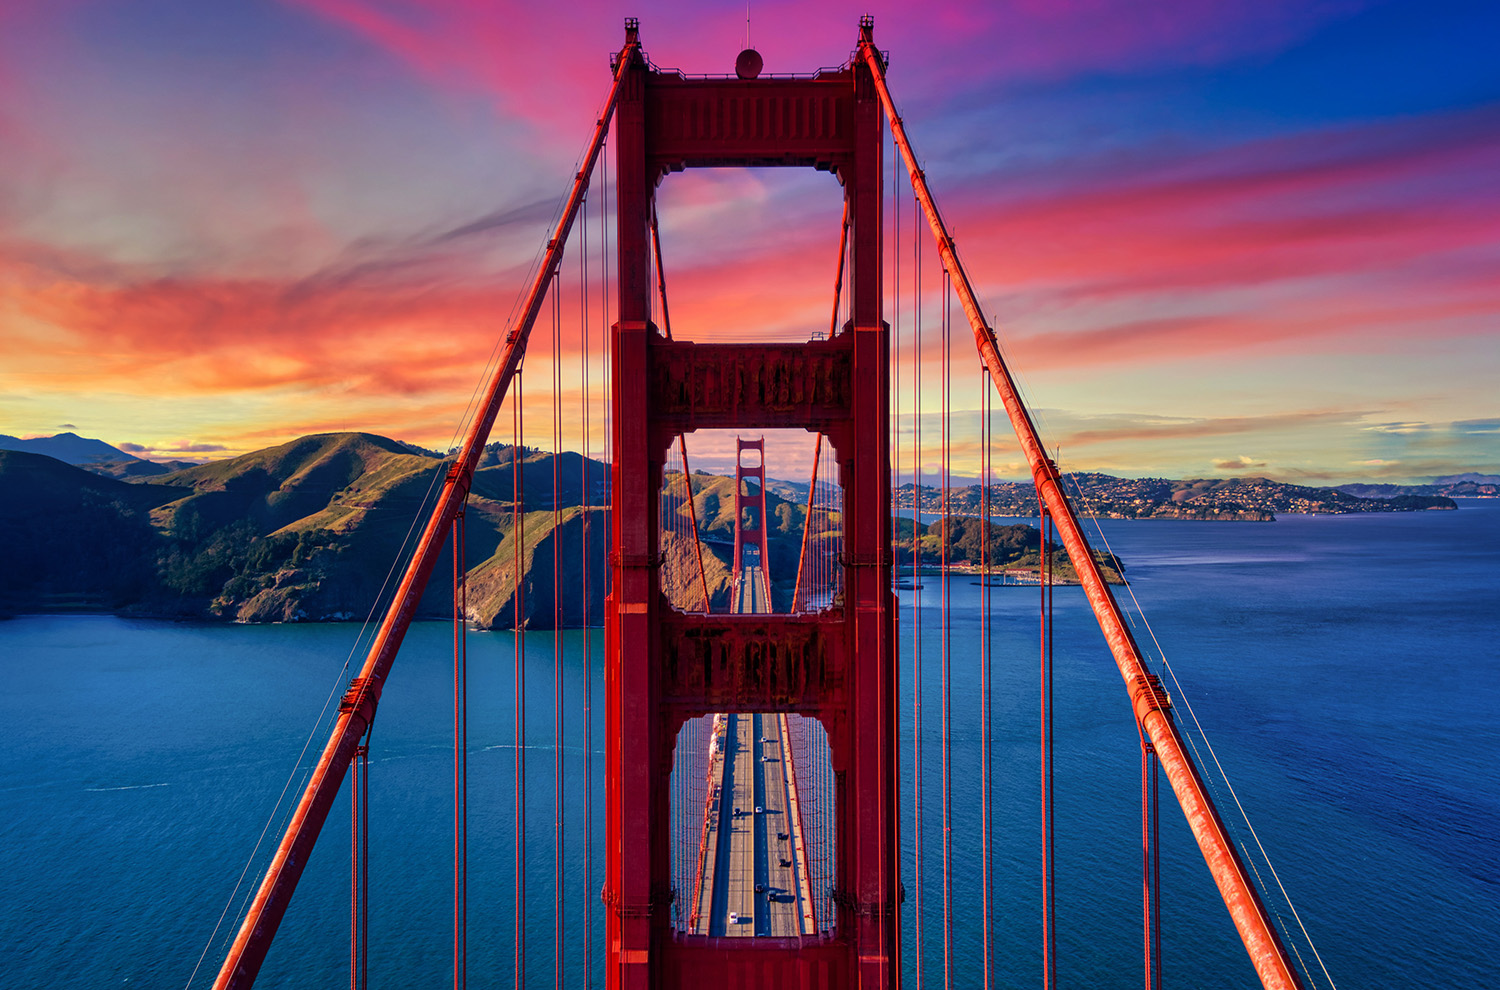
[1,0,1497,483]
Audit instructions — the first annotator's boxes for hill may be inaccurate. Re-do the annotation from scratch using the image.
[893,514,1124,584]
[0,451,181,612]
[0,432,209,479]
[87,458,200,480]
[0,433,628,626]
[0,431,140,466]
[0,432,1103,624]
[1336,475,1498,499]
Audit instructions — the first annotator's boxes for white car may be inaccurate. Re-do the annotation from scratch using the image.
[728,911,740,924]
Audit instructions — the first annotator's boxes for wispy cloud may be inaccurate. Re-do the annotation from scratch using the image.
[1057,409,1366,447]
[119,440,227,456]
[1213,455,1267,471]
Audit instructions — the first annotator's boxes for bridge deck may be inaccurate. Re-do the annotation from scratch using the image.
[695,564,810,937]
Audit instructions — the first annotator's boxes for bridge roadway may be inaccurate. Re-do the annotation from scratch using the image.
[695,565,811,937]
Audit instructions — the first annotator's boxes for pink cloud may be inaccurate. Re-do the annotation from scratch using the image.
[950,108,1500,293]
[284,0,1370,133]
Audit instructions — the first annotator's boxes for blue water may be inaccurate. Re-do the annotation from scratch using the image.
[1,501,1496,988]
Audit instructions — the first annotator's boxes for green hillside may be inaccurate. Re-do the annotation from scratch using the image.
[0,451,180,610]
[0,431,1110,624]
[894,514,1124,584]
[658,471,825,612]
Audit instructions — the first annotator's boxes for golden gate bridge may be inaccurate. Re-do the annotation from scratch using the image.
[199,18,1332,990]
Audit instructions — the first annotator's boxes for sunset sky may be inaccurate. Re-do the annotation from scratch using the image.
[2,0,1496,483]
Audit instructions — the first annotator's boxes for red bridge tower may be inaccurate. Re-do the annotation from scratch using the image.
[604,17,897,988]
[731,438,773,609]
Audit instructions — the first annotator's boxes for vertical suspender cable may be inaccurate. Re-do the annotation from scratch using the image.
[873,118,890,965]
[1041,510,1057,990]
[1153,746,1162,990]
[580,164,595,989]
[892,146,901,586]
[1142,734,1162,990]
[1142,743,1151,990]
[361,744,368,990]
[453,513,468,990]
[889,149,902,955]
[552,270,565,989]
[911,185,925,990]
[588,133,610,989]
[350,741,368,990]
[576,180,590,978]
[979,367,994,990]
[350,757,356,990]
[823,435,831,602]
[513,374,526,990]
[859,40,1306,990]
[940,267,953,990]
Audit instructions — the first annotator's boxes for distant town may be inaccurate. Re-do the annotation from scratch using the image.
[887,472,1472,521]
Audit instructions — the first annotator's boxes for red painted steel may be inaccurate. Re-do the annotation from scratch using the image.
[646,337,854,436]
[208,33,637,990]
[859,36,1308,990]
[605,18,896,988]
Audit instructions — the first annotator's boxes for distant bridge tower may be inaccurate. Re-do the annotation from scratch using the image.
[731,438,773,607]
[604,17,897,989]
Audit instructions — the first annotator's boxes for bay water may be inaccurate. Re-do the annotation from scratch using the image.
[2,501,1496,987]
